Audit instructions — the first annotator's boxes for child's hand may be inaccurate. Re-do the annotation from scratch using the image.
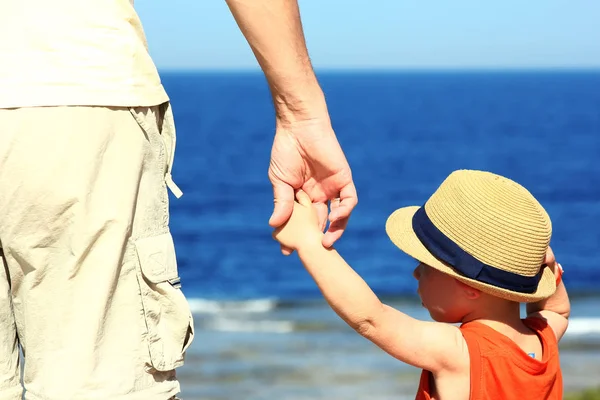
[272,190,323,253]
[544,246,559,273]
[544,245,564,285]
[544,246,555,264]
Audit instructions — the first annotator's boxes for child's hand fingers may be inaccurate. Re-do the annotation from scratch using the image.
[280,244,294,256]
[296,189,312,207]
[296,189,323,229]
[544,246,556,267]
[272,228,295,256]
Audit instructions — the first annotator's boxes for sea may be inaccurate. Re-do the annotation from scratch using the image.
[160,70,600,399]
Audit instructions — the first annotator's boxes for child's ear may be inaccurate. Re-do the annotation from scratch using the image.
[455,280,481,300]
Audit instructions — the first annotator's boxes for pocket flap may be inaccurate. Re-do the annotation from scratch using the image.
[135,231,179,284]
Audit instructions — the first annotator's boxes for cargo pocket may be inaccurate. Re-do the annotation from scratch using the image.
[134,231,194,372]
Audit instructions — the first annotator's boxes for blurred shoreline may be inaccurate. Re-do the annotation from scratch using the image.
[177,296,600,399]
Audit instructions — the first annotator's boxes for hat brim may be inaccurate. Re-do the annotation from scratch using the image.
[385,206,556,303]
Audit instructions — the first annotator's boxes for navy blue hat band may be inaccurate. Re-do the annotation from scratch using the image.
[411,207,543,294]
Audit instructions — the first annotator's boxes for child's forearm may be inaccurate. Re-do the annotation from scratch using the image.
[296,240,385,333]
[526,280,571,319]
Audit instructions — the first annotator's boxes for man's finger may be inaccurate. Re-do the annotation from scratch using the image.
[269,181,295,228]
[322,216,349,248]
[329,182,358,222]
[314,202,328,232]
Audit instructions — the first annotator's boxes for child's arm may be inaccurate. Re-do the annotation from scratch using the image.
[526,247,570,341]
[273,191,469,374]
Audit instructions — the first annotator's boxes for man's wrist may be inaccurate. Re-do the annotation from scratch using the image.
[270,76,328,125]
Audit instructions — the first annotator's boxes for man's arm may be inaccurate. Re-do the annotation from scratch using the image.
[224,0,326,124]
[225,0,358,249]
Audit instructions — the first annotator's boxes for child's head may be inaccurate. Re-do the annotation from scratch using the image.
[385,170,556,322]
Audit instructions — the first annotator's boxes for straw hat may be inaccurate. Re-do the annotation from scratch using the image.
[385,170,556,302]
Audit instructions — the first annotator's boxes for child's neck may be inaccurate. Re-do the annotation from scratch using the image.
[460,297,525,331]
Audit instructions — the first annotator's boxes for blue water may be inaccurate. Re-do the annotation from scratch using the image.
[164,70,600,301]
[161,71,600,399]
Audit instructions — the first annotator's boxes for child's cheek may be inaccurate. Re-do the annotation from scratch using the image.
[419,277,433,300]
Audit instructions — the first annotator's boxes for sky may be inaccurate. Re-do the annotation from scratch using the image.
[136,0,600,71]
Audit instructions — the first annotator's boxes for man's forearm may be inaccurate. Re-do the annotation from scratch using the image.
[296,240,385,332]
[225,0,326,123]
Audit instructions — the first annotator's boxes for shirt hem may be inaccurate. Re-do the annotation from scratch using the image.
[0,85,170,109]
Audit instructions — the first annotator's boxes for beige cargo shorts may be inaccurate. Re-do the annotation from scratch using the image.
[0,103,194,400]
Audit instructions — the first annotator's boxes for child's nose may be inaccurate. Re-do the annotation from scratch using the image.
[413,265,421,280]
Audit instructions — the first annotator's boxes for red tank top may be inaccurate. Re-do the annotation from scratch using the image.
[414,317,563,400]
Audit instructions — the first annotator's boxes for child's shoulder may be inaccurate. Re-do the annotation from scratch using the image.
[459,317,560,361]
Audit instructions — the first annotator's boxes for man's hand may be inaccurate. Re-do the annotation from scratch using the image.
[268,116,357,253]
[225,0,358,252]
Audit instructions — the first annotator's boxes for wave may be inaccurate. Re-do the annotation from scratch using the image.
[198,316,600,336]
[203,317,295,334]
[187,298,278,314]
[188,298,600,343]
[185,298,600,337]
[565,318,600,336]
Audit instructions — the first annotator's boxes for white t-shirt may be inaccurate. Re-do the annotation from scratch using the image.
[0,0,169,108]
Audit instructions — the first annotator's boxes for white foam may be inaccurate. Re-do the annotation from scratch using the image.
[187,298,277,314]
[185,299,600,337]
[565,317,600,336]
[206,317,294,334]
